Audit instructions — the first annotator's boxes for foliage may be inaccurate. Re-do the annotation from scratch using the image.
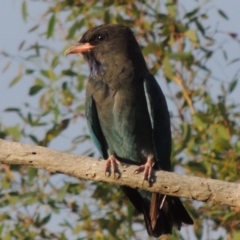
[1,0,240,239]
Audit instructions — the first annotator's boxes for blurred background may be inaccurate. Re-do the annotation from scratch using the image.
[0,0,240,239]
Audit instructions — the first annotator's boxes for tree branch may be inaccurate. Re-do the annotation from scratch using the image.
[0,139,239,207]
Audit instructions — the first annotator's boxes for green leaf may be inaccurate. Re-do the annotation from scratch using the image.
[166,0,177,17]
[29,85,44,95]
[47,14,56,38]
[0,224,4,235]
[22,1,27,22]
[163,55,174,80]
[218,9,229,20]
[29,134,39,144]
[228,79,238,93]
[184,7,199,19]
[35,78,45,86]
[195,20,205,35]
[18,40,26,51]
[35,214,51,227]
[193,113,208,130]
[182,123,191,144]
[26,69,35,74]
[6,125,21,140]
[62,69,77,77]
[104,10,111,23]
[185,30,199,47]
[56,184,69,202]
[27,168,38,182]
[51,56,59,68]
[142,43,161,55]
[40,214,51,226]
[67,183,83,194]
[62,82,67,90]
[28,24,39,33]
[4,108,20,112]
[228,58,240,66]
[41,69,57,80]
[9,75,22,87]
[67,21,78,39]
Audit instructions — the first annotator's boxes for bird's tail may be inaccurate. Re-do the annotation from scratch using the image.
[120,186,193,238]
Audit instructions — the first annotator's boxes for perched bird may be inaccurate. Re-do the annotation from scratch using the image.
[65,24,193,237]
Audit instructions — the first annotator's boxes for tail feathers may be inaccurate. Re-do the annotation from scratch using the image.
[120,186,193,238]
[143,197,172,237]
[160,196,193,231]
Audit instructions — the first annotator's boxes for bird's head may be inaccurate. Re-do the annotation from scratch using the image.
[65,24,148,80]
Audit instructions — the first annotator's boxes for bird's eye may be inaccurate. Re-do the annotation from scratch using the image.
[95,34,106,41]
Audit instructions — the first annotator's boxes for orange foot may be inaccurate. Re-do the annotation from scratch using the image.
[134,155,155,185]
[105,155,122,178]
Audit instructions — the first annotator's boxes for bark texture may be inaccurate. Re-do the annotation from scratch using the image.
[0,139,239,207]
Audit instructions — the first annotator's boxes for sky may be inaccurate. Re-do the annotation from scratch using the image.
[0,0,240,239]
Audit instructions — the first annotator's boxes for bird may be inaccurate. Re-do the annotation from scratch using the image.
[65,24,193,237]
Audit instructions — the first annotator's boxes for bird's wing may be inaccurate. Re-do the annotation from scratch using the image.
[143,74,172,171]
[85,92,108,159]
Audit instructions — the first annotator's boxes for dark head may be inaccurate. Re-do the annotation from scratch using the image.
[65,24,148,81]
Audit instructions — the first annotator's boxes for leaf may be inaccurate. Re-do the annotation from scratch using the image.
[51,56,59,68]
[36,214,51,227]
[67,21,78,39]
[41,69,57,80]
[4,108,20,112]
[184,7,199,19]
[195,20,205,35]
[156,13,169,23]
[228,79,238,93]
[9,75,22,87]
[62,82,67,90]
[26,69,35,74]
[18,40,26,51]
[67,183,83,194]
[0,224,4,235]
[104,10,111,23]
[182,123,191,144]
[47,14,56,38]
[56,184,69,202]
[185,30,199,47]
[29,134,39,144]
[228,58,240,66]
[62,69,77,77]
[28,24,39,33]
[222,50,228,60]
[218,9,229,20]
[6,125,21,140]
[29,85,44,95]
[27,168,38,182]
[35,78,45,86]
[166,0,177,17]
[40,214,51,226]
[2,61,11,73]
[193,113,208,130]
[163,55,174,80]
[22,1,27,22]
[216,125,229,140]
[212,137,231,152]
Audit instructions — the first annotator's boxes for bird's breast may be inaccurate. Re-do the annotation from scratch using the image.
[89,79,155,164]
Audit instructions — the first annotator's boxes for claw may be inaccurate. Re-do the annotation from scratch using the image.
[105,155,122,178]
[134,156,155,186]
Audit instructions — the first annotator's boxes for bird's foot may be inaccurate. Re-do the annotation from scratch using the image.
[134,156,154,185]
[105,155,122,178]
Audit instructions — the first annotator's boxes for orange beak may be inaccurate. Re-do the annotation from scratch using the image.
[65,42,95,55]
